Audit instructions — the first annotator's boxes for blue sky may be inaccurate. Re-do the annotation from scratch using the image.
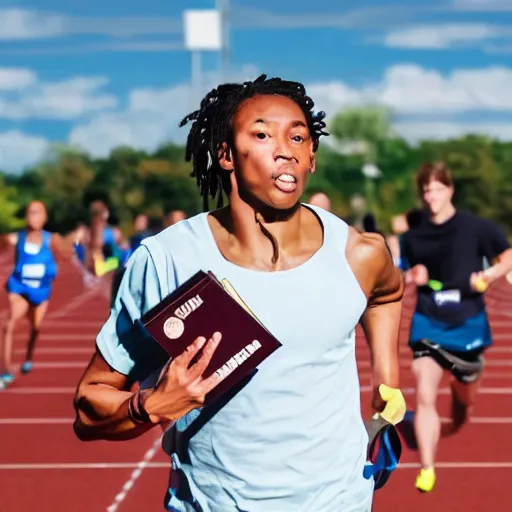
[1,0,512,172]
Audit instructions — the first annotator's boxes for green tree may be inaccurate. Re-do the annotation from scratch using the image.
[0,176,25,232]
[35,145,95,232]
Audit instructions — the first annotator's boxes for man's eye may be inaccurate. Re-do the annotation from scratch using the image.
[256,132,267,139]
[292,135,304,142]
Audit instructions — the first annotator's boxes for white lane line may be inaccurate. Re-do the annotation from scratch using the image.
[0,418,73,424]
[3,416,512,426]
[3,385,512,396]
[15,348,94,355]
[0,462,169,470]
[106,436,162,512]
[3,462,511,471]
[357,360,512,368]
[359,386,512,395]
[0,387,76,394]
[42,321,105,328]
[398,462,512,469]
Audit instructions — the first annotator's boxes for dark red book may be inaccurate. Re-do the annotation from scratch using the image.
[141,270,282,404]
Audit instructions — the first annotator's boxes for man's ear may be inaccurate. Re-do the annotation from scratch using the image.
[218,142,234,172]
[309,152,316,174]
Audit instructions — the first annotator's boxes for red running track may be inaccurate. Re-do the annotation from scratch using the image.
[0,252,511,511]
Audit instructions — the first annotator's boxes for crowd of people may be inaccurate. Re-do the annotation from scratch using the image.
[0,74,511,511]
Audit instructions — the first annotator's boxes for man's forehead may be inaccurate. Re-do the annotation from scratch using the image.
[236,95,306,124]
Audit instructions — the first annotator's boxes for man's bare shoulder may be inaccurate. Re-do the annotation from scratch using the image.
[346,226,390,271]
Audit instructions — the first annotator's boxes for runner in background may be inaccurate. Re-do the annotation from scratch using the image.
[110,212,163,308]
[388,209,424,268]
[165,209,187,228]
[129,213,151,254]
[400,162,512,493]
[87,200,129,277]
[0,201,75,388]
[308,191,331,211]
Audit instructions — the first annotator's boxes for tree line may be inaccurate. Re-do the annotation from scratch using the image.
[0,107,511,237]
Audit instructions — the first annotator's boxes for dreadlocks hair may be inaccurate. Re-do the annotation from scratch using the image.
[179,74,329,212]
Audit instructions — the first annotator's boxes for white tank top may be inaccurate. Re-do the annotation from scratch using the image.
[139,205,373,511]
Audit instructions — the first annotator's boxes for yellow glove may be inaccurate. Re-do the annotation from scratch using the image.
[473,276,489,293]
[378,384,406,425]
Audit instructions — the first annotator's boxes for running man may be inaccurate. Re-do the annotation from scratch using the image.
[86,200,128,277]
[110,213,161,308]
[74,75,405,511]
[165,209,187,228]
[0,201,75,388]
[308,191,331,211]
[401,162,512,492]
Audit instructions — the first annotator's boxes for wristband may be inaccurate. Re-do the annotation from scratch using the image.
[127,390,152,425]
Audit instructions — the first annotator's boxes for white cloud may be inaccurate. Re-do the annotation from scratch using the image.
[0,70,117,120]
[309,65,512,115]
[68,64,512,159]
[0,5,427,43]
[394,121,512,142]
[0,68,37,90]
[0,9,64,40]
[452,0,512,11]
[0,8,182,41]
[6,63,512,173]
[384,24,505,49]
[1,40,184,56]
[375,65,512,112]
[0,130,49,173]
[68,66,259,156]
[68,64,512,157]
[234,6,423,30]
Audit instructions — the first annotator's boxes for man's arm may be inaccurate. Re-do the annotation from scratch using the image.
[347,230,405,410]
[0,232,18,250]
[51,233,77,261]
[474,218,512,288]
[480,248,512,284]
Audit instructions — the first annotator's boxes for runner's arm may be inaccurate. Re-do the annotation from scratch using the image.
[114,227,129,250]
[73,351,157,441]
[50,233,77,261]
[0,232,18,250]
[477,219,512,285]
[481,248,512,284]
[73,246,162,441]
[359,234,405,409]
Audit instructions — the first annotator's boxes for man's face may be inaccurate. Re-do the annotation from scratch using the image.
[422,180,454,216]
[227,94,315,211]
[26,201,47,230]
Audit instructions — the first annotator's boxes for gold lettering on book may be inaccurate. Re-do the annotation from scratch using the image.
[174,294,204,321]
[214,340,262,380]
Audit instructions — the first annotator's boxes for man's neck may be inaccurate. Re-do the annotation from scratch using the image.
[430,204,456,225]
[229,194,302,248]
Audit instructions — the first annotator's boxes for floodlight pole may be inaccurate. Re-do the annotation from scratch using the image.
[216,0,230,81]
[191,50,202,109]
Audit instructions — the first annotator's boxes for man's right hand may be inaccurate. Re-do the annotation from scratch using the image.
[405,264,429,287]
[143,332,224,424]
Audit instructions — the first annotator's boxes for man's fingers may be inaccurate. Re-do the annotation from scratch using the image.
[190,332,222,378]
[200,363,226,394]
[175,336,208,367]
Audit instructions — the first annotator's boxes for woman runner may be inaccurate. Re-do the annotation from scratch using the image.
[0,201,75,388]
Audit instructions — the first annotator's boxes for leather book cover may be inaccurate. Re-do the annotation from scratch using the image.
[140,270,282,404]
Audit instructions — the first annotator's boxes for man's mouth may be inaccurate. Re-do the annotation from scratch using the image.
[274,173,297,193]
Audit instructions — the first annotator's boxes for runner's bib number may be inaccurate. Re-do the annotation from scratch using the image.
[434,289,461,306]
[21,263,46,280]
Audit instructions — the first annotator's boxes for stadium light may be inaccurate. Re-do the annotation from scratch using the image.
[183,9,222,107]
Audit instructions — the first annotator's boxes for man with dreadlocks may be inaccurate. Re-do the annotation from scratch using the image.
[74,75,404,511]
